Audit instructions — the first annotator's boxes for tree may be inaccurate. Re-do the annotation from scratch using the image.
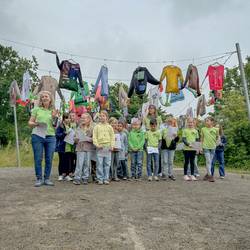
[212,57,250,168]
[0,44,38,145]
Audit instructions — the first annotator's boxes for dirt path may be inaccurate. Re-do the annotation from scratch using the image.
[0,167,250,250]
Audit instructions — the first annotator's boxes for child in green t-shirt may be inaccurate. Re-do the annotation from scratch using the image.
[201,117,219,182]
[182,118,199,181]
[145,118,162,181]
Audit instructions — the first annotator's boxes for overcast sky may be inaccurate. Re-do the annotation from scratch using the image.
[1,0,250,115]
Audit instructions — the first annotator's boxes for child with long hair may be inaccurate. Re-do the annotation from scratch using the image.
[201,117,219,182]
[73,113,95,185]
[93,110,115,185]
[182,118,199,181]
[55,113,75,181]
[161,117,179,181]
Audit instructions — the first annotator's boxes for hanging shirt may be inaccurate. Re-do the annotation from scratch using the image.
[128,67,160,98]
[160,65,184,93]
[186,107,194,118]
[56,54,84,92]
[21,71,31,101]
[183,64,201,96]
[196,94,206,117]
[206,65,224,90]
[33,75,64,102]
[148,87,160,108]
[9,80,21,107]
[92,65,109,97]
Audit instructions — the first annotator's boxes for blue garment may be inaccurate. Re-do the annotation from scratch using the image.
[93,65,109,97]
[31,134,56,180]
[211,151,225,177]
[96,150,111,182]
[55,124,66,152]
[146,153,159,177]
[130,151,143,178]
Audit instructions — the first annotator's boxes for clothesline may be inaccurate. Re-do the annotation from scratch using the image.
[0,37,236,65]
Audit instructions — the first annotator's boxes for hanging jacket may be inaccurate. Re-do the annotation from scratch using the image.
[196,94,206,117]
[56,54,84,92]
[118,85,128,108]
[205,65,224,90]
[127,67,160,98]
[183,64,201,96]
[160,65,184,94]
[92,65,109,97]
[33,75,64,102]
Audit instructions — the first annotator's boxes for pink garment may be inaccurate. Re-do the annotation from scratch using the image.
[206,65,224,90]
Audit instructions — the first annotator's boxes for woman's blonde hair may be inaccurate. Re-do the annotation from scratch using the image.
[38,91,54,109]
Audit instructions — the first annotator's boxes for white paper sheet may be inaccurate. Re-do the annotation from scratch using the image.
[97,147,111,157]
[33,122,47,138]
[114,133,122,149]
[76,129,92,142]
[147,147,159,154]
[190,142,202,151]
[176,143,184,151]
[64,129,75,145]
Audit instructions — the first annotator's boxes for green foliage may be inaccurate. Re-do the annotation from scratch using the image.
[0,44,38,145]
[212,57,250,169]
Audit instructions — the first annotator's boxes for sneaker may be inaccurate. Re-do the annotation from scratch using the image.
[195,174,200,177]
[154,176,159,181]
[44,179,54,186]
[191,175,197,181]
[123,177,127,180]
[148,176,153,181]
[114,178,120,182]
[183,175,191,181]
[34,179,43,187]
[104,180,110,185]
[65,175,73,181]
[161,174,167,180]
[58,175,64,181]
[73,179,81,185]
[97,180,103,185]
[168,175,176,181]
[220,176,225,179]
[208,175,215,182]
[83,179,88,185]
[203,174,209,181]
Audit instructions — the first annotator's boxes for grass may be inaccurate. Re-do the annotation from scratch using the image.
[0,143,249,175]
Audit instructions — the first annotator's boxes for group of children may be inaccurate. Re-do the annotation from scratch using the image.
[55,104,226,185]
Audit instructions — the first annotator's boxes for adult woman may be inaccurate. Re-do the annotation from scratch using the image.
[28,91,58,187]
[143,104,162,131]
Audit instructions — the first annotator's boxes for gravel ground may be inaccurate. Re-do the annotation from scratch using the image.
[0,167,250,250]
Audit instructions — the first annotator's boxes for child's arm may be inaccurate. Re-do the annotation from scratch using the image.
[92,126,100,148]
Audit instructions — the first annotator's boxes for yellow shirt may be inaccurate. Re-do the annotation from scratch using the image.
[160,66,184,93]
[93,123,115,148]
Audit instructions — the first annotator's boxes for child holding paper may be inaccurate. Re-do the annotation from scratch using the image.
[109,117,121,181]
[145,118,162,181]
[161,117,179,181]
[93,110,115,185]
[55,113,75,181]
[182,118,199,181]
[73,113,95,185]
[201,117,219,182]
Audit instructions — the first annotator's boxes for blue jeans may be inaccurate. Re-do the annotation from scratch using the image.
[147,153,159,177]
[31,134,56,180]
[203,149,215,176]
[74,151,91,181]
[211,150,225,177]
[161,149,175,176]
[96,151,111,182]
[130,151,143,178]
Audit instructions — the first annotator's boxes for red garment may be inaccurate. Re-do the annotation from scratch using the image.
[206,65,224,90]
